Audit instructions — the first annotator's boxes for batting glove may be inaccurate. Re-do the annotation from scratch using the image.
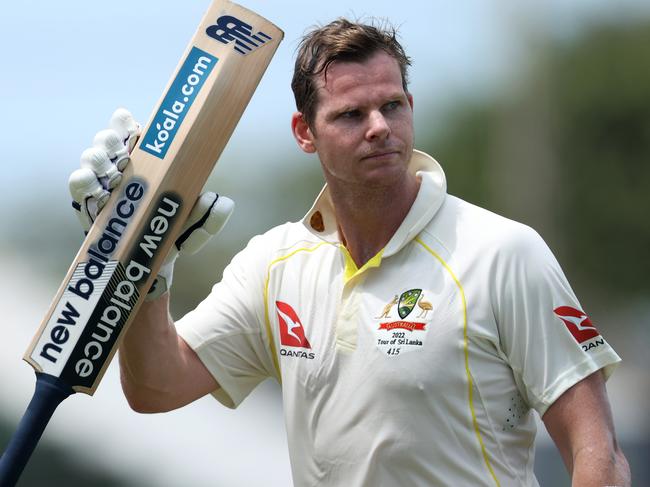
[69,108,140,231]
[147,191,234,300]
[69,108,234,300]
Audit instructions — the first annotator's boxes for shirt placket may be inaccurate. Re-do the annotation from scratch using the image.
[335,245,383,352]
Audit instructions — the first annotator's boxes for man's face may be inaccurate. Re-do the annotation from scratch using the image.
[293,51,414,189]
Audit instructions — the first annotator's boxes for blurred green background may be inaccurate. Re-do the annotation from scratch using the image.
[1,1,648,485]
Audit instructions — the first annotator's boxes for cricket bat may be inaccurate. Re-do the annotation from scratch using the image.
[0,1,282,484]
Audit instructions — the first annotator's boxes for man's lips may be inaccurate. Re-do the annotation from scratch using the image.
[361,150,400,161]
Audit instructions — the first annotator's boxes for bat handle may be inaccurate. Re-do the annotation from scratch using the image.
[0,372,74,486]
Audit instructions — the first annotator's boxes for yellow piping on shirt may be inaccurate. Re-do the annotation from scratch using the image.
[263,241,332,381]
[339,245,384,284]
[415,237,501,487]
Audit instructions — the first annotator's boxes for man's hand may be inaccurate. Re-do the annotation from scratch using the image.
[147,191,234,300]
[69,108,140,232]
[68,108,234,300]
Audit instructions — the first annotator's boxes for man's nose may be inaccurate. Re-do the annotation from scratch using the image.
[366,110,391,140]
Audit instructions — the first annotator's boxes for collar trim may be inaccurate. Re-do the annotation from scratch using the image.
[302,150,447,255]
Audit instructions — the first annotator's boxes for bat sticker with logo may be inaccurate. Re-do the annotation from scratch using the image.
[0,2,282,484]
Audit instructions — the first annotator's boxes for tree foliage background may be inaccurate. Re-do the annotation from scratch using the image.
[427,19,650,303]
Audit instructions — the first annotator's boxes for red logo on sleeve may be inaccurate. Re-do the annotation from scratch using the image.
[276,301,311,348]
[554,306,600,343]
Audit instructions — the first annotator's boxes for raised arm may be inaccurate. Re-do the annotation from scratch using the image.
[69,108,234,414]
[118,293,219,413]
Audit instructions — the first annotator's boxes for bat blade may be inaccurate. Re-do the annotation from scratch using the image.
[25,0,282,395]
[0,1,282,483]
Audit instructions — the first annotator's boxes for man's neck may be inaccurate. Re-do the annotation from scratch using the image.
[329,174,420,268]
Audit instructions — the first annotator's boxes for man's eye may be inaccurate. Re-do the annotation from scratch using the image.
[340,110,360,119]
[384,101,400,111]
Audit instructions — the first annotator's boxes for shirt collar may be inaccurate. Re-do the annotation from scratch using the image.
[301,150,447,257]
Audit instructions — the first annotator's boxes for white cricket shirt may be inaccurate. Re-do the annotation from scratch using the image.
[177,150,621,486]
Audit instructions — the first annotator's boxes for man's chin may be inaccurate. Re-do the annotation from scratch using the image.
[358,164,410,188]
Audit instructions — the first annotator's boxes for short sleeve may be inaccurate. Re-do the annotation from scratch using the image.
[176,234,278,409]
[491,225,621,416]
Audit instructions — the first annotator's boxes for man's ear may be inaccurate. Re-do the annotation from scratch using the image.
[291,112,316,154]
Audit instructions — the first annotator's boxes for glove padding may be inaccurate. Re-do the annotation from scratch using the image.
[148,191,234,300]
[69,108,141,232]
[69,108,234,301]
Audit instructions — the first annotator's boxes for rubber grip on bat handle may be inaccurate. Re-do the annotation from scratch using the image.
[0,372,74,487]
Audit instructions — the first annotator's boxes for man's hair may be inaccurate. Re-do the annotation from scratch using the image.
[291,18,412,127]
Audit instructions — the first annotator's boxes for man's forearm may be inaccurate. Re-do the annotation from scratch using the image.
[543,371,631,487]
[118,292,219,413]
[119,293,183,412]
[570,442,631,487]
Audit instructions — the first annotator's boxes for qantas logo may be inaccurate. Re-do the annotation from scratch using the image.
[276,301,314,359]
[276,301,312,348]
[554,306,600,344]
